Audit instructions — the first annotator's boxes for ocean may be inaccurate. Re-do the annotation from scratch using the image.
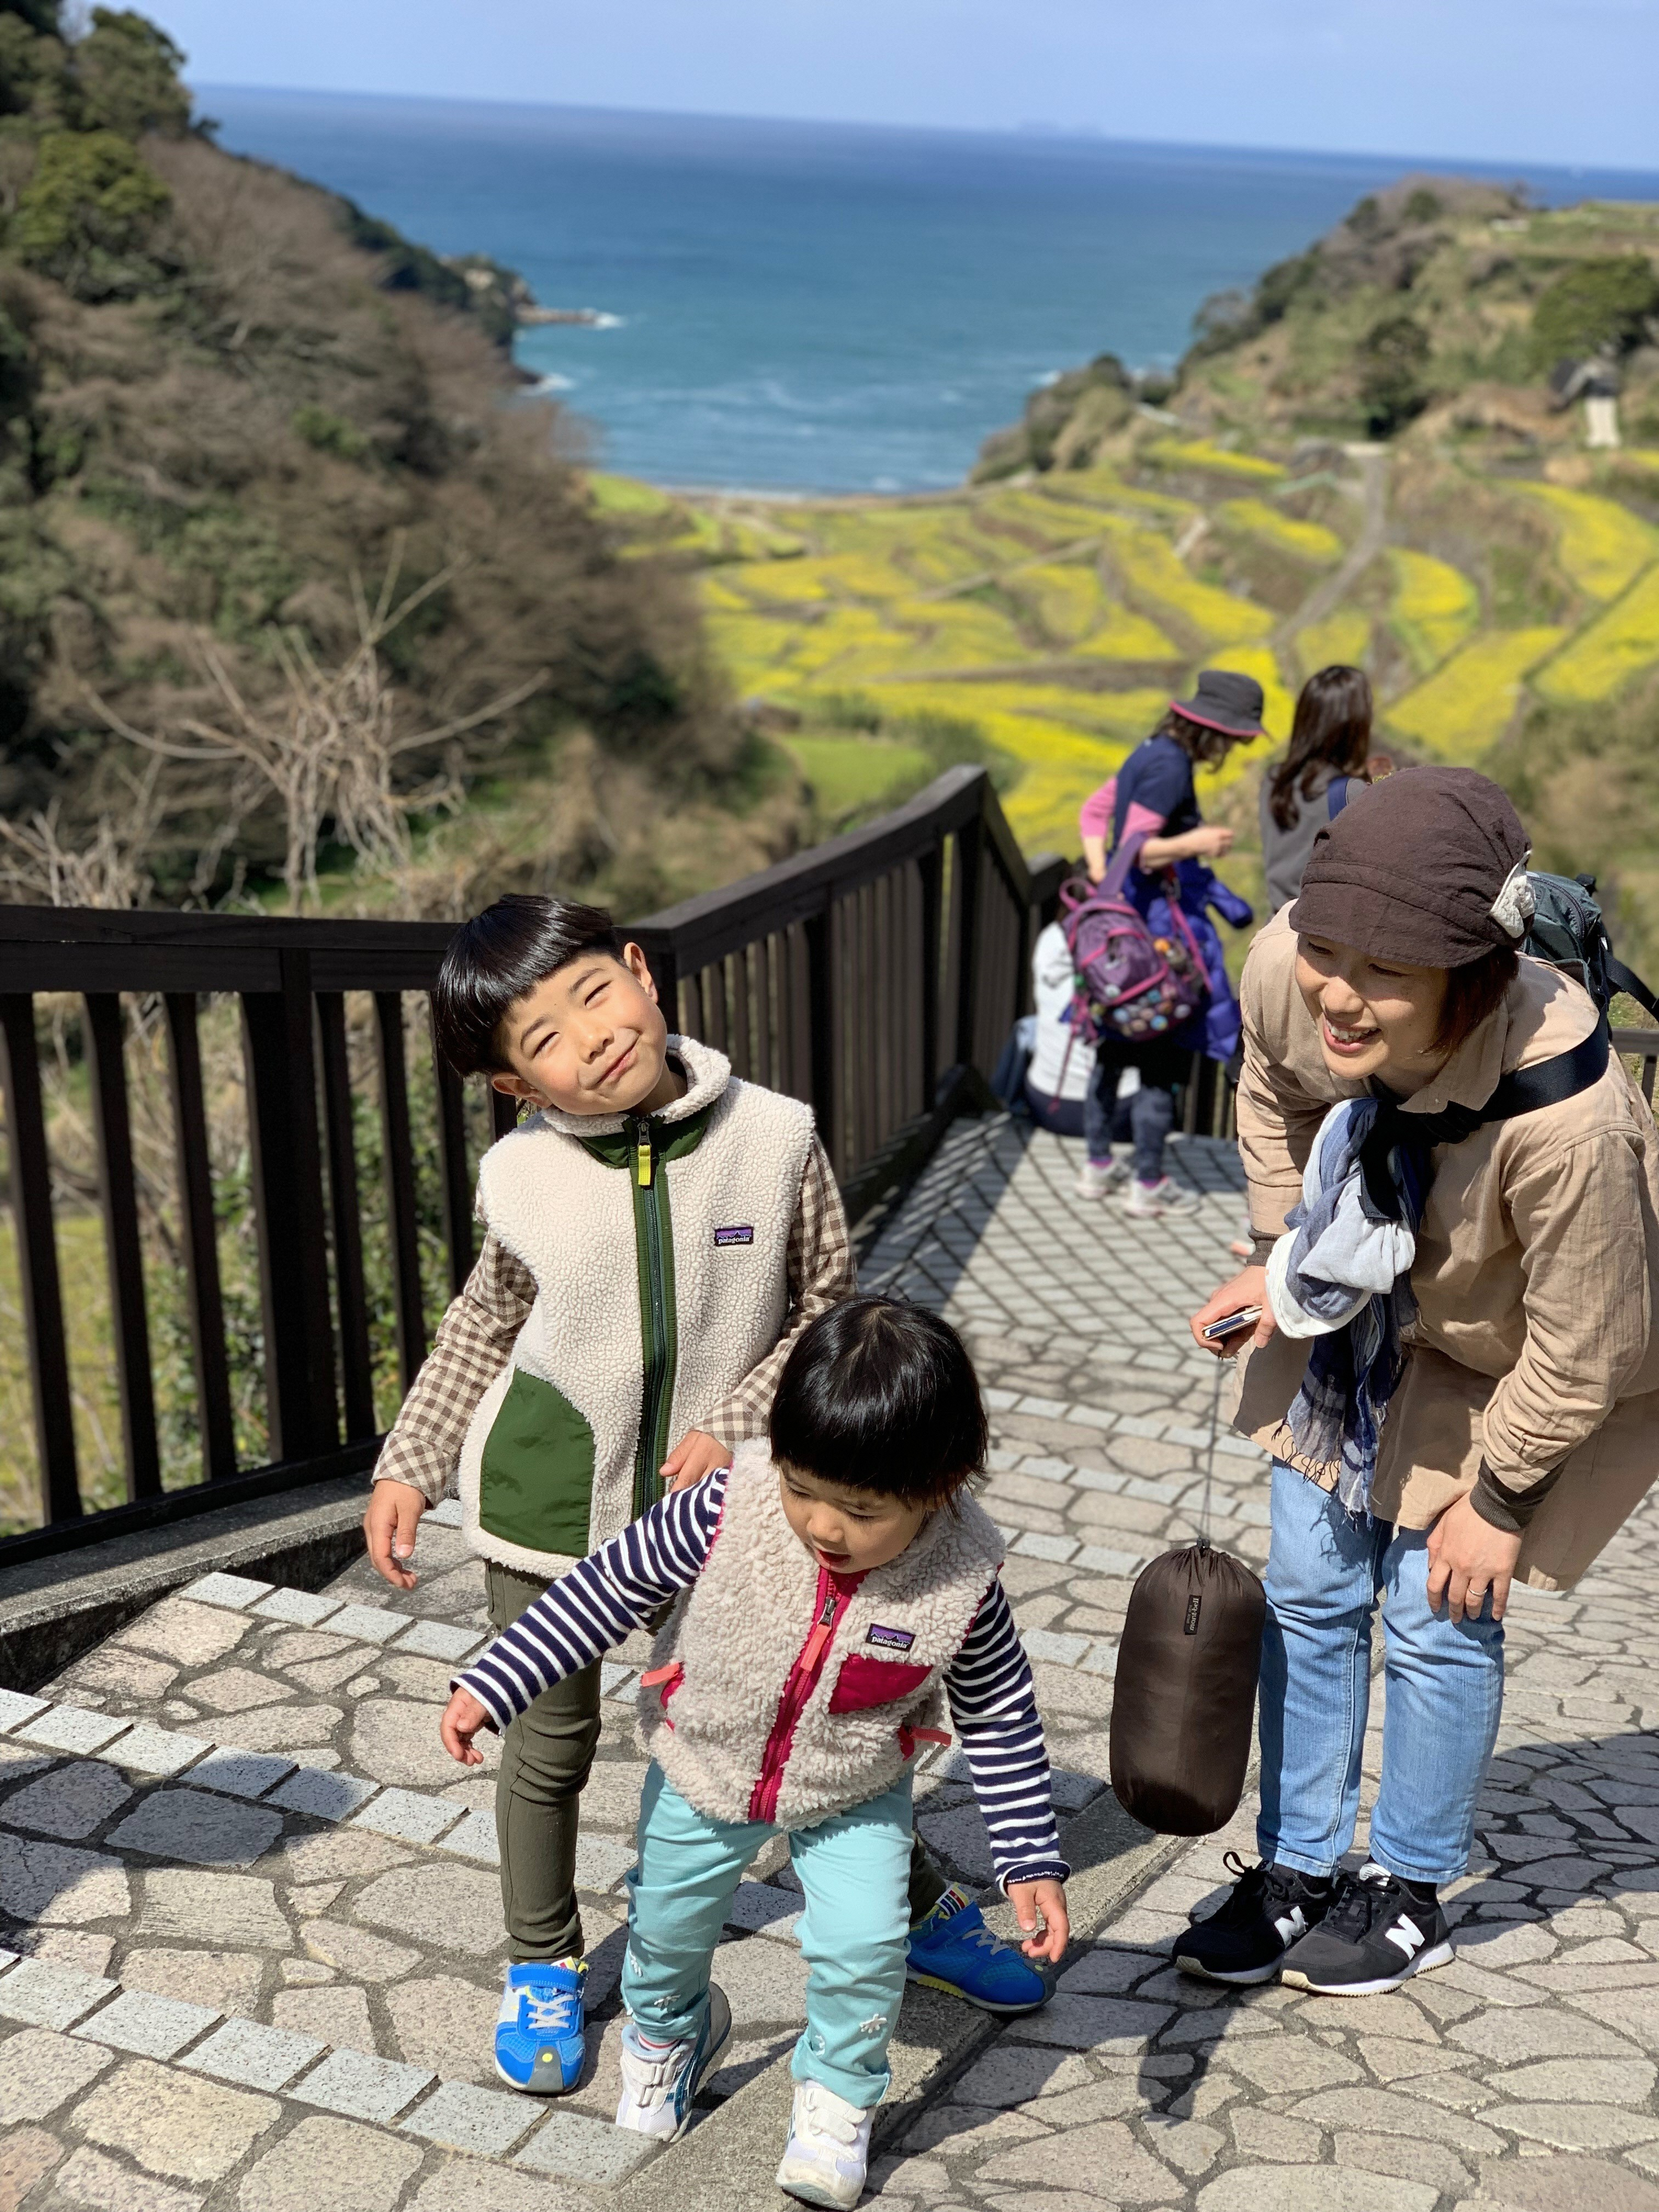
[199,90,1659,494]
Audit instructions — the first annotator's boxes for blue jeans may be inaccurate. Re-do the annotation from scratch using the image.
[623,1763,913,2111]
[1258,1460,1505,1888]
[1084,1054,1176,1182]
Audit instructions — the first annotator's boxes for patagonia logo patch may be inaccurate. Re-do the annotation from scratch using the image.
[866,1623,916,1651]
[713,1224,754,1247]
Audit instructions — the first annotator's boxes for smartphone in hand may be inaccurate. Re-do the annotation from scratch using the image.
[1201,1306,1263,1342]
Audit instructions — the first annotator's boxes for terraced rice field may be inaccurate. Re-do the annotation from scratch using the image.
[589,446,1659,864]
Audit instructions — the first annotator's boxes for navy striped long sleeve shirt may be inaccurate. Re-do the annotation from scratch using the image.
[458,1468,1069,1891]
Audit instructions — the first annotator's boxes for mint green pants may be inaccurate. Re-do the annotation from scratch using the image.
[623,1762,913,2111]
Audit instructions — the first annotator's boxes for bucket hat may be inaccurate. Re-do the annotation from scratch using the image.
[1289,765,1532,968]
[1169,669,1266,740]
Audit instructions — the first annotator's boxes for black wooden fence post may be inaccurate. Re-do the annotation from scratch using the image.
[83,993,161,1502]
[241,951,337,1462]
[0,994,80,1525]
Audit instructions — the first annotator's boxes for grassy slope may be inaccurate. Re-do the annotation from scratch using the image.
[589,185,1659,978]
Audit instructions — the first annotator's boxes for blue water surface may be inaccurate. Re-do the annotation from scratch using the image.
[196,91,1659,493]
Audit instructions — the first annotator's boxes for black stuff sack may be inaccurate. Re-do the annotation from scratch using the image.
[1108,1540,1265,1836]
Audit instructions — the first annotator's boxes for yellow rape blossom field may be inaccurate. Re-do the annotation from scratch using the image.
[588,442,1659,869]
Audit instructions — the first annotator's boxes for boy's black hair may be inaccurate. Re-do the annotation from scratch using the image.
[432,894,625,1076]
[769,1295,988,1503]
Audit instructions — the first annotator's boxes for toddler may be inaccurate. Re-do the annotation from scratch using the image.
[441,1296,1069,2208]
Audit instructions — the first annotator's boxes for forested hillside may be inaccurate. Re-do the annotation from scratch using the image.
[0,5,800,917]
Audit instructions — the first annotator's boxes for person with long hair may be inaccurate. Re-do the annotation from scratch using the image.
[1076,669,1259,1217]
[1260,665,1374,912]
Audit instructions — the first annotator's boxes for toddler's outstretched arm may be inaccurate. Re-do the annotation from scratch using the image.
[439,1465,729,1757]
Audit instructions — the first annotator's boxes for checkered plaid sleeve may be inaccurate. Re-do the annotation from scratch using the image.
[702,1135,856,1446]
[371,1229,536,1503]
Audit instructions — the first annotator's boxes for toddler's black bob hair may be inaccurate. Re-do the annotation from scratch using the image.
[769,1295,988,1504]
[432,894,625,1077]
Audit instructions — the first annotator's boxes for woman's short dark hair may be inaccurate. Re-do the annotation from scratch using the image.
[431,894,624,1075]
[1436,946,1519,1052]
[769,1296,988,1504]
[1158,706,1234,769]
[1268,666,1374,831]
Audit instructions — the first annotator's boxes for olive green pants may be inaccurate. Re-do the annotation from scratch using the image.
[486,1562,952,1962]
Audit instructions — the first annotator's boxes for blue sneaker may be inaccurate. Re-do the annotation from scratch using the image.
[494,1958,587,2093]
[906,1885,1048,2014]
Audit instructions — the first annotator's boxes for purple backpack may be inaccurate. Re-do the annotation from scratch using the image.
[1054,837,1210,1062]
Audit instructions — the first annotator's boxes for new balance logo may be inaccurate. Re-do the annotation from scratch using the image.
[1384,1914,1425,1960]
[1272,1906,1306,1944]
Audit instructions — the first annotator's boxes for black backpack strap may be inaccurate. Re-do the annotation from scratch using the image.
[1483,1019,1610,1121]
[1606,955,1659,1026]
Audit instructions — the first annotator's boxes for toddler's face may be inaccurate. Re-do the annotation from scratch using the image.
[777,1463,928,1577]
[491,945,679,1118]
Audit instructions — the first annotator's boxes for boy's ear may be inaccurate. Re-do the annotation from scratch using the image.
[489,1071,545,1103]
[622,941,658,1003]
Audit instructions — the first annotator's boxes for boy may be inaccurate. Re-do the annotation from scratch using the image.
[365,895,1046,2095]
[441,1299,1070,2208]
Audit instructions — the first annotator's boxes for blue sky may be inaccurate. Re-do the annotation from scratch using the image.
[163,0,1655,171]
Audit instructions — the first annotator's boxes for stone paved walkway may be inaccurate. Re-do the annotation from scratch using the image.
[3,1114,1659,2212]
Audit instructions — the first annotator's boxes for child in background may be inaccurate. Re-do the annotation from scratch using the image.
[441,1297,1070,2210]
[363,896,1048,2099]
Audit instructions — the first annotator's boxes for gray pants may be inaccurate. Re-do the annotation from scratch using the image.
[486,1562,952,1962]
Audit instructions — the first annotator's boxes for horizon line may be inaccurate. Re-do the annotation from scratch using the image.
[185,82,1659,188]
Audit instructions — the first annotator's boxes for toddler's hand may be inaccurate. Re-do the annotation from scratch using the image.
[661,1428,733,1492]
[1009,1878,1069,1965]
[440,1685,493,1766]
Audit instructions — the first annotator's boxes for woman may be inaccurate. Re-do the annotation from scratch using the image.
[1077,669,1259,1217]
[1260,664,1376,913]
[1185,766,1659,1996]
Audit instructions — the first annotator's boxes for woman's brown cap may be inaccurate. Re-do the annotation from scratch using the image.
[1288,765,1531,969]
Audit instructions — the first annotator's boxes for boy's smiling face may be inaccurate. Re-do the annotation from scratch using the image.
[778,1462,929,1577]
[491,943,685,1118]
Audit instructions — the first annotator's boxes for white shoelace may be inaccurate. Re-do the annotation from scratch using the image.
[523,1989,577,2034]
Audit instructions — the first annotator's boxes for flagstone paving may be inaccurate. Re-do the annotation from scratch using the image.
[2,1114,1657,2210]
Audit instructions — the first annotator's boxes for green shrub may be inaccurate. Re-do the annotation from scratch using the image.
[74,8,188,139]
[1533,255,1659,366]
[1404,188,1444,224]
[11,126,168,297]
[1357,314,1431,436]
[293,403,369,462]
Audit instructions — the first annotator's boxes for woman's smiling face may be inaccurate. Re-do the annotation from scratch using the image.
[1295,934,1449,1094]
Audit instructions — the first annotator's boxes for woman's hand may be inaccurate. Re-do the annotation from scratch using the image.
[439,1685,494,1765]
[1189,1266,1274,1360]
[1081,832,1108,884]
[1425,1494,1522,1624]
[1008,1878,1070,1964]
[661,1429,733,1492]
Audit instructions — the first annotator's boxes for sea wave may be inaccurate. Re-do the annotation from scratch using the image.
[532,371,577,392]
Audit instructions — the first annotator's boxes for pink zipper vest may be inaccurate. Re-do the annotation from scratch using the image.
[637,1443,1003,1831]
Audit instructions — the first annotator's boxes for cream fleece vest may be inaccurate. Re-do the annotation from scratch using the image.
[458,1040,816,1576]
[638,1442,1005,1831]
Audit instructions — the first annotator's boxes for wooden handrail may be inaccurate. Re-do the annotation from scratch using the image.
[0,763,1066,1561]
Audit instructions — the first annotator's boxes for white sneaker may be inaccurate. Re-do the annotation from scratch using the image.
[1075,1156,1130,1200]
[1123,1175,1202,1218]
[776,2080,873,2208]
[614,1983,731,2142]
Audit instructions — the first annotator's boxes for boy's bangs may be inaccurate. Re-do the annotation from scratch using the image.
[432,895,624,1075]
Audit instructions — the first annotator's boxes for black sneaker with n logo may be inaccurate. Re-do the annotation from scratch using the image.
[1172,1853,1334,1987]
[1278,1862,1453,1995]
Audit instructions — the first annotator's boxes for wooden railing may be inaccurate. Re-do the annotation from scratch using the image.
[0,766,1064,1562]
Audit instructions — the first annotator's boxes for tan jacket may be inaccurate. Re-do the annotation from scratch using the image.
[1233,910,1659,1588]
